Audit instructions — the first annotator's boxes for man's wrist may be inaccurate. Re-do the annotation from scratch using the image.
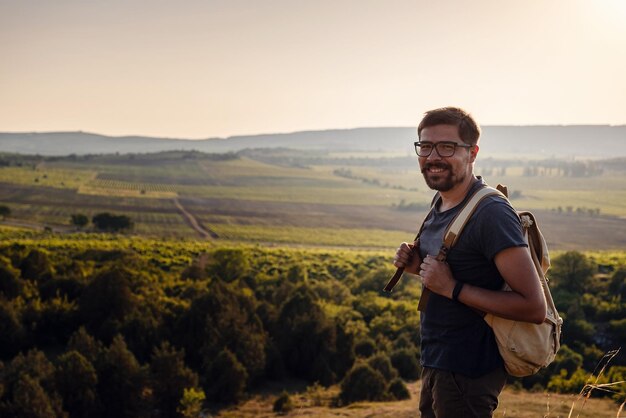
[452,281,465,301]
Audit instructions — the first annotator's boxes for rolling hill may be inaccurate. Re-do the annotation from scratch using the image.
[1,125,625,158]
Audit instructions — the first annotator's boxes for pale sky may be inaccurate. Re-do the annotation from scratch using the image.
[1,0,625,139]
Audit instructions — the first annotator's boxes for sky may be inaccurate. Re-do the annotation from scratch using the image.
[1,0,625,139]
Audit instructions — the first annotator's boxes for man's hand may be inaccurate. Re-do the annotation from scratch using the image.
[393,242,421,275]
[419,255,456,299]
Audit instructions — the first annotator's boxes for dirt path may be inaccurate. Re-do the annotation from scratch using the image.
[173,198,219,239]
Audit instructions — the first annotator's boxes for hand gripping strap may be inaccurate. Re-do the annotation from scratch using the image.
[383,203,438,293]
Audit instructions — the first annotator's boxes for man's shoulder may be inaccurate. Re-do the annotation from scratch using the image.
[471,194,521,228]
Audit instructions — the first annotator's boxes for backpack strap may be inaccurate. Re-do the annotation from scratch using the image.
[437,186,505,261]
[383,202,438,292]
[417,185,506,311]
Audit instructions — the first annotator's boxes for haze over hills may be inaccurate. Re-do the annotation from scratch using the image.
[0,125,625,158]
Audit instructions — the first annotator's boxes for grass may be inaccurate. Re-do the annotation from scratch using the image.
[0,166,96,189]
[214,381,624,418]
[205,224,410,248]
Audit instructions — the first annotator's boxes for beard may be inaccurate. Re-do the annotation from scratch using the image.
[421,162,467,192]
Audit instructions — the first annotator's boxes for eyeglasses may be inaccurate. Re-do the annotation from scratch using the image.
[414,141,472,157]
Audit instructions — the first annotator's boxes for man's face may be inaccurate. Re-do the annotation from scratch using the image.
[418,124,476,192]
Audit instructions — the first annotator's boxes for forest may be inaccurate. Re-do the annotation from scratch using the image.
[0,229,625,417]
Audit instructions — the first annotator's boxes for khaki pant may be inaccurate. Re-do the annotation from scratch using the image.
[419,366,507,418]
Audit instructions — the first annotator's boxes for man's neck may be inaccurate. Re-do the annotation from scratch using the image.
[438,175,478,211]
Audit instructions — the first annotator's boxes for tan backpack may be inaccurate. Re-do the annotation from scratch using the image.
[385,184,563,377]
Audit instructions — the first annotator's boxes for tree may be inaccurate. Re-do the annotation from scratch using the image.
[0,260,23,299]
[54,351,98,418]
[174,280,266,380]
[609,267,626,299]
[277,286,340,385]
[550,251,595,294]
[9,374,60,418]
[66,327,104,366]
[0,205,10,219]
[0,349,66,418]
[91,213,133,232]
[204,348,248,404]
[19,249,53,282]
[78,267,137,340]
[149,342,200,417]
[97,335,148,418]
[207,248,250,282]
[0,299,26,358]
[70,214,89,228]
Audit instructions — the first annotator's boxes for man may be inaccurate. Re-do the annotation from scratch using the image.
[393,107,546,417]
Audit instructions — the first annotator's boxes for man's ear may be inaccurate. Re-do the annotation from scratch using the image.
[469,145,479,163]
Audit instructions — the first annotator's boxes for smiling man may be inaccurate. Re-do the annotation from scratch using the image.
[393,107,546,417]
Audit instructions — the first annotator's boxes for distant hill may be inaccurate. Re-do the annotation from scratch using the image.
[1,125,624,158]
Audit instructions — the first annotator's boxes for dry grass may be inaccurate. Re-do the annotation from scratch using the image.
[214,381,623,418]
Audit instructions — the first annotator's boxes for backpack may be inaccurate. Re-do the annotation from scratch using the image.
[385,184,563,377]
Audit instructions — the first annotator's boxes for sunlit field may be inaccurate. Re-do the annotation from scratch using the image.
[0,150,624,251]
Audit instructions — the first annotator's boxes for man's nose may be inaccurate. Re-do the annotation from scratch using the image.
[426,148,442,161]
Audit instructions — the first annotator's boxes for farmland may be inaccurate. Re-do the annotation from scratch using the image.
[0,149,624,250]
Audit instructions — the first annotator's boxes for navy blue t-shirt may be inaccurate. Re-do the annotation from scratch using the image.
[419,179,527,377]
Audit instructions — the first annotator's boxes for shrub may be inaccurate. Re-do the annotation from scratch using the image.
[207,248,250,282]
[177,388,205,418]
[305,381,325,406]
[273,391,294,414]
[19,249,53,281]
[390,348,421,381]
[367,354,397,382]
[70,214,89,228]
[354,337,376,358]
[388,378,411,400]
[0,205,10,219]
[547,368,590,394]
[339,364,387,404]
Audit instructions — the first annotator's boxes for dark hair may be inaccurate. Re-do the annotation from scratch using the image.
[417,107,480,146]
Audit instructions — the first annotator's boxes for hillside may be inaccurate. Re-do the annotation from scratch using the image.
[1,125,625,158]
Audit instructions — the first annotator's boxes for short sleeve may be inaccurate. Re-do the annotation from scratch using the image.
[470,197,527,260]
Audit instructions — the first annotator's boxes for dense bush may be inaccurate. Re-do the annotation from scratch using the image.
[339,364,387,404]
[390,348,421,381]
[388,378,411,400]
[354,337,377,358]
[367,354,397,383]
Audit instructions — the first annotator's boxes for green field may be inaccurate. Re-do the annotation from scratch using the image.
[0,150,624,250]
